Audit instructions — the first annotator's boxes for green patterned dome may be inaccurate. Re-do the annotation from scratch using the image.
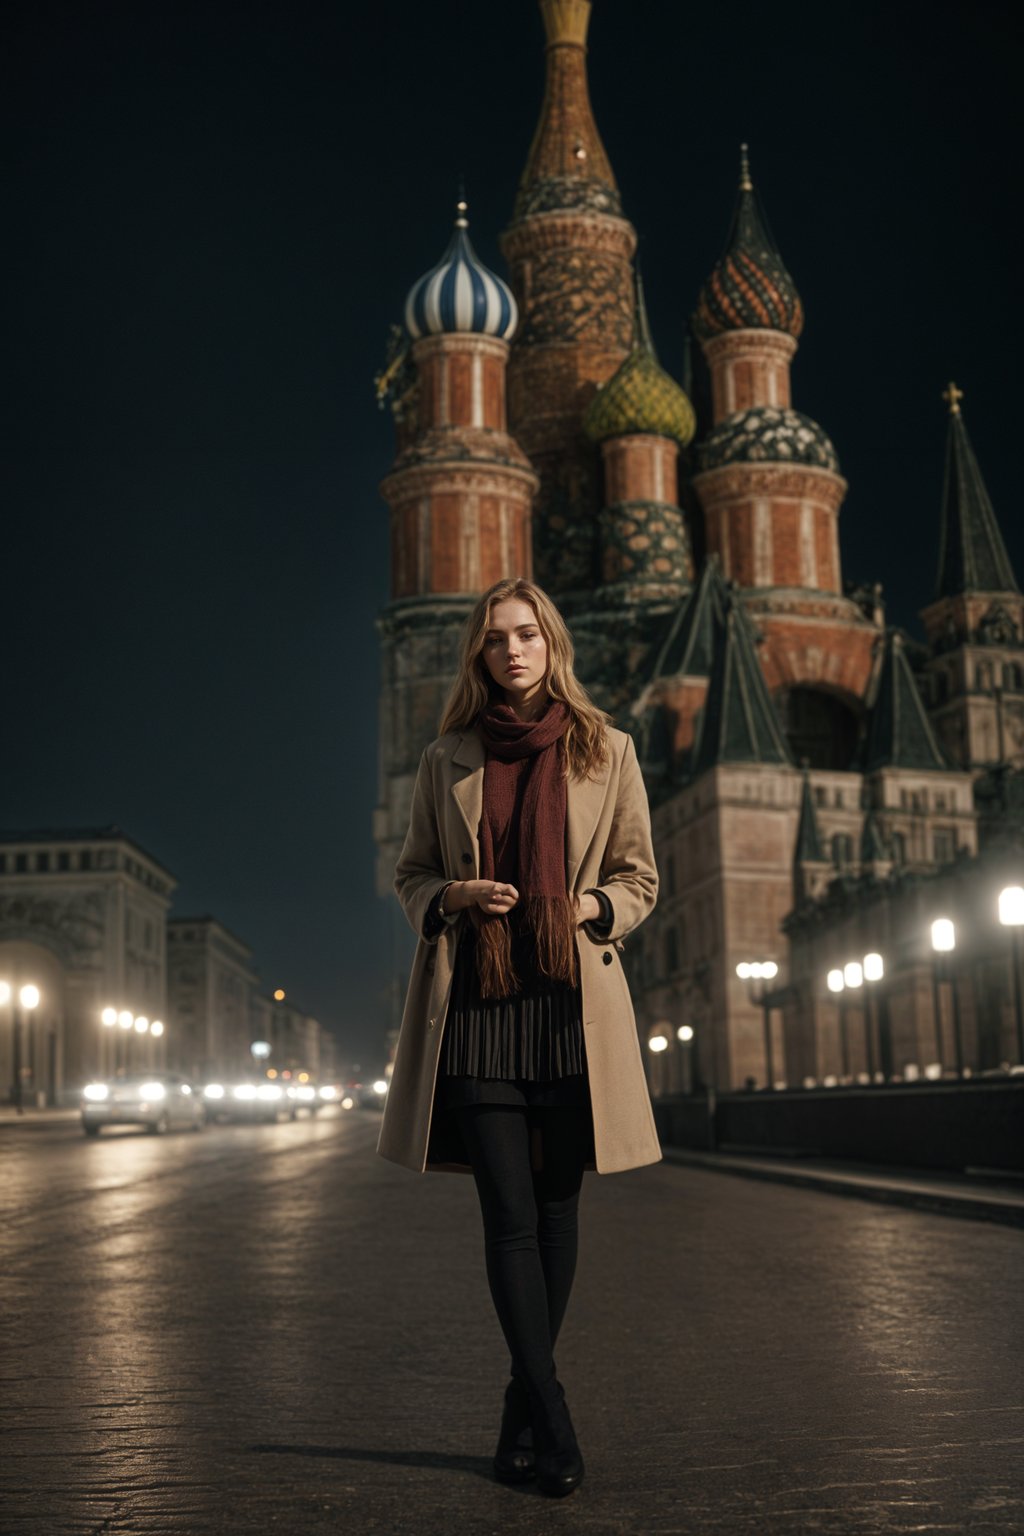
[700,407,839,472]
[585,275,696,448]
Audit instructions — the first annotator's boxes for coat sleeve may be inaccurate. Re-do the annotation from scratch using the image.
[582,733,658,944]
[393,747,457,946]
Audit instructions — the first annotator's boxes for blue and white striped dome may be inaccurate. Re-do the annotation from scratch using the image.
[404,205,518,341]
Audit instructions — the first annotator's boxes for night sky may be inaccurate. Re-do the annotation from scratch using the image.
[4,0,1019,1071]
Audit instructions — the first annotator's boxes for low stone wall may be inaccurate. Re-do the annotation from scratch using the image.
[652,1080,1024,1173]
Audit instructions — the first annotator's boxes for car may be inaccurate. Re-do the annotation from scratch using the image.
[81,1073,204,1136]
[202,1079,290,1124]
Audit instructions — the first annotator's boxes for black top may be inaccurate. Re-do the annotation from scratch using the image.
[423,883,613,1085]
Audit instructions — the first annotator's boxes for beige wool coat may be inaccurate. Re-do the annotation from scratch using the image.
[376,723,663,1176]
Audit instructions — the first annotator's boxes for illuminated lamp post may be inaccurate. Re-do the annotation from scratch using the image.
[929,919,955,1078]
[998,886,1024,1066]
[10,984,41,1114]
[842,961,865,1081]
[826,968,850,1081]
[736,961,780,1088]
[117,1009,134,1073]
[676,1023,695,1094]
[863,953,885,1083]
[101,1007,117,1077]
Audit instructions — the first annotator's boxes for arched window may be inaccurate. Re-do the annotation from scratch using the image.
[1004,663,1023,692]
[976,662,993,692]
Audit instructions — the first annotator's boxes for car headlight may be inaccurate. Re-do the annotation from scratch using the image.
[319,1085,337,1101]
[294,1085,316,1101]
[373,1080,388,1095]
[83,1083,109,1102]
[257,1084,283,1101]
[233,1084,257,1100]
[341,1096,354,1109]
[140,1081,166,1100]
[204,1083,225,1100]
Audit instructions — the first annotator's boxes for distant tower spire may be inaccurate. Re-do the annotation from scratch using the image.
[738,141,753,193]
[935,387,1018,598]
[501,0,637,599]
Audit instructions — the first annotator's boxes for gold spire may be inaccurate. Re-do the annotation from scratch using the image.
[943,381,964,415]
[739,142,753,192]
[539,0,592,48]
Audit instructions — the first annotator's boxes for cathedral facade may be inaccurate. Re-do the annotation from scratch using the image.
[374,0,1023,1094]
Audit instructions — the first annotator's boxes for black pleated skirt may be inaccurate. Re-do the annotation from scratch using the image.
[435,917,589,1110]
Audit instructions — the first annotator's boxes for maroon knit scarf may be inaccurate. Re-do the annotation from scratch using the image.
[473,695,579,999]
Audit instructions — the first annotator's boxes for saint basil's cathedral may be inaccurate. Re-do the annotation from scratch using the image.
[374,0,1024,1095]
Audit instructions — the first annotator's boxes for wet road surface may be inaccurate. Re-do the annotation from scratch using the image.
[2,1107,1022,1534]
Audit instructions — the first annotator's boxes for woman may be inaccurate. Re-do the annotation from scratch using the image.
[377,576,661,1498]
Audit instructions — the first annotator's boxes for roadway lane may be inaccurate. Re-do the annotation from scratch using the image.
[2,1109,1022,1534]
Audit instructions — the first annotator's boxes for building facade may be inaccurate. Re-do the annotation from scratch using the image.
[0,827,175,1105]
[375,0,1023,1094]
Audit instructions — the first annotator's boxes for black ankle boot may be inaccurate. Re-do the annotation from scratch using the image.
[529,1378,584,1498]
[492,1375,535,1483]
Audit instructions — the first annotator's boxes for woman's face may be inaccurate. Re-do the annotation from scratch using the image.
[480,598,549,713]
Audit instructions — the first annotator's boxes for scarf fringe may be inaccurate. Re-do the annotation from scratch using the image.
[475,894,579,1000]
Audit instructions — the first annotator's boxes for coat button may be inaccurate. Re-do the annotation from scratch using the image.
[602,951,613,965]
[461,852,472,864]
[428,1017,436,1029]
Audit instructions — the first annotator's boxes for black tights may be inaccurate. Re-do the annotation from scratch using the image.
[453,1103,589,1398]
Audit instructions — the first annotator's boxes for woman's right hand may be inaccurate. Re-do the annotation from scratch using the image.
[452,880,519,915]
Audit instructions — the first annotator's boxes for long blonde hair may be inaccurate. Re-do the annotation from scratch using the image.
[438,577,613,780]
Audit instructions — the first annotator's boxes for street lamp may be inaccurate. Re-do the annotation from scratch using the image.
[929,918,958,1077]
[998,886,1024,1066]
[863,952,885,1083]
[826,968,850,1080]
[736,960,779,1088]
[9,983,41,1115]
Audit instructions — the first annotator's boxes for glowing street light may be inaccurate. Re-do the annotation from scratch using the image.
[928,919,958,1074]
[151,1020,164,1038]
[737,959,781,1087]
[7,982,41,1115]
[134,1016,149,1034]
[118,1010,134,1031]
[998,886,1024,1065]
[648,1034,669,1053]
[101,1007,118,1027]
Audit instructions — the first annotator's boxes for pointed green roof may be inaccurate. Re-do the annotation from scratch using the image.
[935,386,1018,598]
[641,558,727,686]
[691,597,794,775]
[584,271,696,448]
[862,631,950,773]
[794,771,825,863]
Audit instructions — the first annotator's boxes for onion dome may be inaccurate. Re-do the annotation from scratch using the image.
[404,202,517,341]
[584,273,696,447]
[693,146,803,341]
[701,406,839,472]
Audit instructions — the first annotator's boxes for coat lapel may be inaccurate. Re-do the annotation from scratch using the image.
[449,727,609,891]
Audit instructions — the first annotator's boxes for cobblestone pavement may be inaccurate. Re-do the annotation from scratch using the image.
[1,1109,1022,1535]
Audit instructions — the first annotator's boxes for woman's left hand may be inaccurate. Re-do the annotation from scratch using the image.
[573,892,602,926]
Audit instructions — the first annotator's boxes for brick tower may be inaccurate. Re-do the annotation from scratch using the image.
[570,271,698,708]
[501,0,637,601]
[691,147,880,770]
[919,384,1024,772]
[374,205,538,905]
